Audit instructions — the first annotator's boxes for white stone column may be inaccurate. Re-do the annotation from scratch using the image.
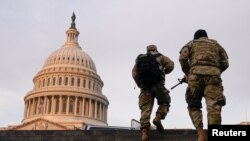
[46,97,50,114]
[30,99,33,116]
[62,76,65,86]
[86,79,89,89]
[102,104,105,121]
[28,100,31,117]
[29,100,31,116]
[32,98,35,115]
[74,96,78,115]
[80,78,83,88]
[94,100,97,119]
[104,105,107,122]
[28,100,31,116]
[56,76,59,86]
[43,96,47,114]
[66,96,69,114]
[37,97,41,115]
[51,96,55,114]
[81,98,85,116]
[29,99,32,116]
[26,101,28,117]
[25,100,28,117]
[99,103,102,120]
[74,77,77,87]
[88,99,92,117]
[59,96,62,114]
[23,102,27,118]
[26,100,29,117]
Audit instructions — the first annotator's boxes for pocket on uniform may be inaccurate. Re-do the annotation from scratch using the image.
[139,94,152,109]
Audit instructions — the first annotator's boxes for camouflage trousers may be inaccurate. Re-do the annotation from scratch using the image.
[186,74,226,129]
[139,82,171,129]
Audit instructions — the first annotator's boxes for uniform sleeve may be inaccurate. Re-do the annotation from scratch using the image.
[218,44,229,72]
[179,45,190,75]
[161,55,174,74]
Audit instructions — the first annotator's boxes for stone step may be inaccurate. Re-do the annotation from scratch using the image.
[0,129,206,141]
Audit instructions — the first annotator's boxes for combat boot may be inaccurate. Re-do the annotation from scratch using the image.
[197,127,206,141]
[141,128,149,141]
[153,114,164,132]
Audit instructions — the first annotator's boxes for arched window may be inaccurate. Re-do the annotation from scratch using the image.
[88,80,91,89]
[71,78,74,86]
[47,78,50,86]
[85,60,88,67]
[39,80,42,88]
[77,58,79,64]
[42,79,45,87]
[65,77,68,85]
[83,79,86,88]
[77,78,80,87]
[59,77,62,85]
[89,62,92,69]
[93,82,95,90]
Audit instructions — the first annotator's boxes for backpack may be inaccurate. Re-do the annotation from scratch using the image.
[135,53,163,87]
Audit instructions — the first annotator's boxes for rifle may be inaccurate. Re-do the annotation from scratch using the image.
[170,77,187,90]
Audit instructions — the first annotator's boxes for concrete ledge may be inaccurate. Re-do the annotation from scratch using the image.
[0,129,205,141]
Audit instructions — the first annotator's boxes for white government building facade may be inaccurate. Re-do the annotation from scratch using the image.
[8,13,109,130]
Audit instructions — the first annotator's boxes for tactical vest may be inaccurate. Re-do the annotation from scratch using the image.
[135,53,163,87]
[188,38,221,75]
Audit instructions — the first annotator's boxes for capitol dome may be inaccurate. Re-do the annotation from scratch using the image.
[21,13,109,129]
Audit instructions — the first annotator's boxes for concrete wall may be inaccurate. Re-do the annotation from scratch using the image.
[0,129,205,141]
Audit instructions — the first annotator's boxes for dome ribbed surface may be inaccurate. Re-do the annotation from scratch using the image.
[43,46,97,72]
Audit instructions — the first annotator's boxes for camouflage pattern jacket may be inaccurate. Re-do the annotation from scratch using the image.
[179,37,229,76]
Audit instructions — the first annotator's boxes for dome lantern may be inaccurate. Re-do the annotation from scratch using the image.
[65,12,80,47]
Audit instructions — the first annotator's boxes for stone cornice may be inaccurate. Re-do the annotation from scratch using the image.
[24,89,109,105]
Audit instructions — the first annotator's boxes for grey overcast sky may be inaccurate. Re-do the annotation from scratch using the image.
[0,0,250,129]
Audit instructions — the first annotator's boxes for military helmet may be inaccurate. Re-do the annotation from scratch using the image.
[147,44,158,52]
[194,29,208,40]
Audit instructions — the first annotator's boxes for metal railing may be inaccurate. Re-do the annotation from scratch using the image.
[131,119,140,130]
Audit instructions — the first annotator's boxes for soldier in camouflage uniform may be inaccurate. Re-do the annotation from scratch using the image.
[132,45,174,141]
[179,29,229,141]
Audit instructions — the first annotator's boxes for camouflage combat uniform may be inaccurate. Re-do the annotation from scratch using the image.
[132,46,174,130]
[179,37,229,128]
